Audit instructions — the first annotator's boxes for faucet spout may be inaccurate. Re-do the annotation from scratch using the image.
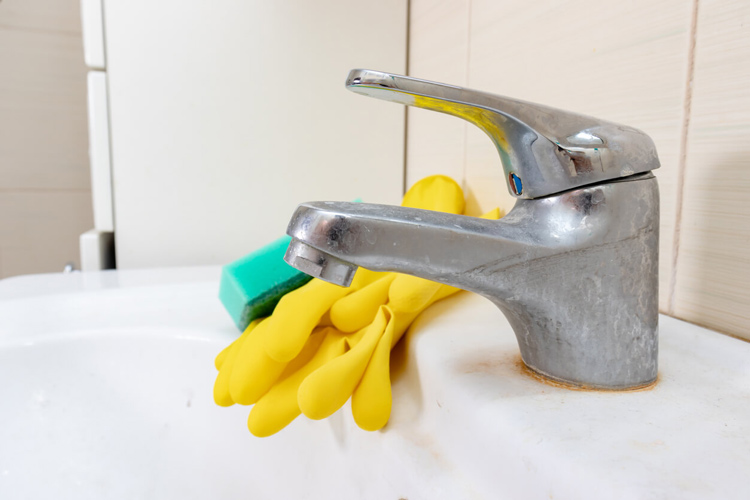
[285,174,659,389]
[285,201,531,292]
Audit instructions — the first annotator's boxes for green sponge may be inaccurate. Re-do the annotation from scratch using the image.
[219,235,313,332]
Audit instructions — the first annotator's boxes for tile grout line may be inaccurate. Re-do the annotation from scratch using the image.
[0,188,93,194]
[101,0,118,244]
[402,0,411,195]
[461,0,473,193]
[669,0,700,315]
[0,23,82,38]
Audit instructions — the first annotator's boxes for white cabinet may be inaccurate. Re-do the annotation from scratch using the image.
[82,0,407,268]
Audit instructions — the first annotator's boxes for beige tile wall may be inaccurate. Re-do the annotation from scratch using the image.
[407,0,750,340]
[0,0,92,278]
[671,0,750,338]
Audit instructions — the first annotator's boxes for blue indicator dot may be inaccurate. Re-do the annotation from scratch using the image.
[509,173,523,196]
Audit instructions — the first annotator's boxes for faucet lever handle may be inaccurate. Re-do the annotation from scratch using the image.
[346,69,659,199]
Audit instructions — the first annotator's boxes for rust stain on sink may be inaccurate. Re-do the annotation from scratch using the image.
[454,349,658,393]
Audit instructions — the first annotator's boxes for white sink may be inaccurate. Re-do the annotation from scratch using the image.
[1,267,748,499]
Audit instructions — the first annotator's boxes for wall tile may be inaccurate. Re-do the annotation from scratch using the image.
[0,192,93,278]
[466,0,692,310]
[0,28,90,191]
[0,0,92,279]
[104,0,407,269]
[673,0,750,340]
[407,0,693,307]
[0,0,82,34]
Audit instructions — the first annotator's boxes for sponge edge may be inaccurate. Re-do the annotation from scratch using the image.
[219,235,313,331]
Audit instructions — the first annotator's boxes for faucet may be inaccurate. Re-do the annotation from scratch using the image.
[284,69,659,390]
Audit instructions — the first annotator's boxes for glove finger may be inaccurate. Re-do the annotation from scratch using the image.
[317,309,333,327]
[388,274,443,313]
[248,327,348,437]
[263,268,382,362]
[229,317,288,405]
[298,307,390,420]
[213,319,261,406]
[351,312,396,431]
[330,273,397,332]
[481,207,503,219]
[401,175,464,214]
[214,340,234,371]
[350,282,465,430]
[262,279,349,363]
[431,283,463,302]
[349,283,464,429]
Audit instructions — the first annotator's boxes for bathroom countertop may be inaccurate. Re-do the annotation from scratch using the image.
[0,267,748,499]
[398,291,750,499]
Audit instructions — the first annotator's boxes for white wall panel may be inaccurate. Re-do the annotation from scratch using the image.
[86,71,113,231]
[103,0,407,268]
[80,0,106,69]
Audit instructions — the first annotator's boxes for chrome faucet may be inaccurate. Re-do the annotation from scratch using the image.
[284,69,659,390]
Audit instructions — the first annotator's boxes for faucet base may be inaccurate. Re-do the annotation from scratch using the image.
[520,358,658,392]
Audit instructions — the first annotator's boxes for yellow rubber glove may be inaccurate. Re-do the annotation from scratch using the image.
[228,269,382,405]
[244,209,502,436]
[213,175,501,437]
[220,175,465,408]
[262,174,465,362]
[297,208,502,431]
[353,209,502,430]
[247,326,360,436]
[213,318,261,406]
